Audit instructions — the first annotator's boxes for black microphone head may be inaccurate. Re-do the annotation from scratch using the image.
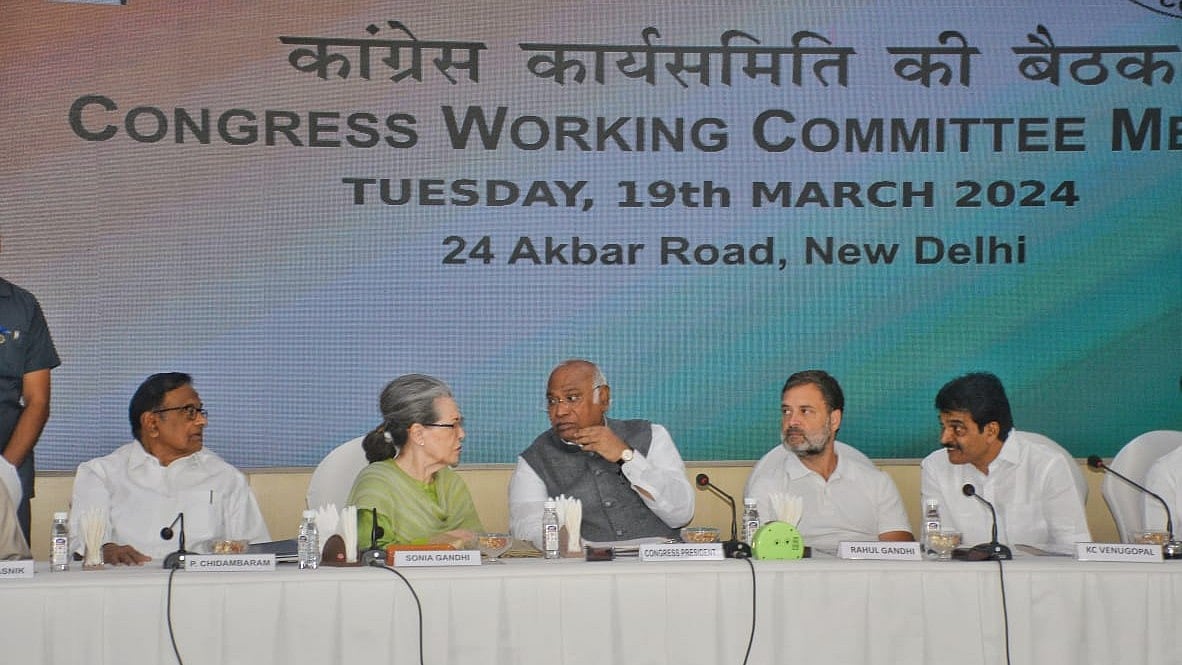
[1087,455,1105,470]
[373,525,385,539]
[161,527,174,540]
[961,483,976,497]
[695,473,710,487]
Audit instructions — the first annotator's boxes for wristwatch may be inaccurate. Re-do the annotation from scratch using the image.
[618,447,635,464]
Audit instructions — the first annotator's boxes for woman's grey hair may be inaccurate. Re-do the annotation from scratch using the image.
[361,374,453,463]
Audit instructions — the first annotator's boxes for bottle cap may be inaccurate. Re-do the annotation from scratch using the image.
[543,499,557,508]
[302,509,316,519]
[925,497,939,508]
[743,498,757,507]
[53,511,68,521]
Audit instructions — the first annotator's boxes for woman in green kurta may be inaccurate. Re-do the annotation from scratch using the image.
[347,374,483,548]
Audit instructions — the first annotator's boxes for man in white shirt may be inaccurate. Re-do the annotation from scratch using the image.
[745,370,913,552]
[70,372,269,565]
[1144,445,1182,537]
[509,359,694,546]
[921,372,1090,549]
[0,483,29,560]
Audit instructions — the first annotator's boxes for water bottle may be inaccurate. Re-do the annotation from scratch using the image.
[741,499,761,544]
[922,498,941,558]
[297,510,320,570]
[50,512,70,572]
[542,500,560,559]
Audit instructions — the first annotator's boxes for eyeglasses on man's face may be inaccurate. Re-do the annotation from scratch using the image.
[544,385,604,411]
[151,405,209,420]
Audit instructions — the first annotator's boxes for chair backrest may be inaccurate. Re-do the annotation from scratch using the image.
[1013,430,1088,504]
[306,436,368,512]
[1103,430,1182,543]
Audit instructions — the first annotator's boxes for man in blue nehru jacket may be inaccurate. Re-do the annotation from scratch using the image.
[509,359,694,547]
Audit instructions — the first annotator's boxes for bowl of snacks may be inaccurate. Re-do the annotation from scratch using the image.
[680,526,721,544]
[208,539,249,554]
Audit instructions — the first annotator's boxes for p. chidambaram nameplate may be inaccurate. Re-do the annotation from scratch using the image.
[0,560,35,578]
[839,541,923,560]
[393,549,481,567]
[185,554,277,572]
[1075,543,1162,563]
[639,542,725,562]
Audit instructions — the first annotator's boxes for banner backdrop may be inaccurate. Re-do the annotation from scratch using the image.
[2,0,1178,469]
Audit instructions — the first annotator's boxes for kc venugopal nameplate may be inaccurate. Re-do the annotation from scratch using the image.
[839,541,923,560]
[393,549,481,567]
[1075,543,1162,563]
[185,554,277,572]
[639,542,725,562]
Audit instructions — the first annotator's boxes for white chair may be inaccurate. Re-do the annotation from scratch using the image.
[1015,430,1088,504]
[306,436,368,511]
[1102,430,1182,543]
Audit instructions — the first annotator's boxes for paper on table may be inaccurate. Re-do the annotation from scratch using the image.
[339,505,358,563]
[314,503,340,539]
[768,493,803,526]
[554,494,583,554]
[79,507,107,568]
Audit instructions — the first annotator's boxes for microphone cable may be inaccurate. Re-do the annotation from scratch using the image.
[740,556,756,665]
[994,558,1012,665]
[370,563,426,665]
[166,566,186,665]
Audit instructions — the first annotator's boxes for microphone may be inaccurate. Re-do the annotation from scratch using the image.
[693,473,751,559]
[360,507,387,566]
[160,513,189,569]
[958,484,1013,561]
[1088,455,1182,559]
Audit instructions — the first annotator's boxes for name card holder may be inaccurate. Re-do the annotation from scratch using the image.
[1075,542,1163,563]
[393,549,481,567]
[185,554,277,572]
[639,542,725,562]
[0,560,35,578]
[839,541,923,560]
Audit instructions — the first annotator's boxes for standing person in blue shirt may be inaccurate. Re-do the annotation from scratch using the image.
[0,245,61,542]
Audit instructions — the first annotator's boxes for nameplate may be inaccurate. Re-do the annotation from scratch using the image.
[393,549,481,567]
[0,560,35,578]
[185,554,276,571]
[639,543,725,562]
[1075,542,1162,563]
[839,541,923,561]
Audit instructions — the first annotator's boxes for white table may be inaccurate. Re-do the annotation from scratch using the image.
[3,555,1179,665]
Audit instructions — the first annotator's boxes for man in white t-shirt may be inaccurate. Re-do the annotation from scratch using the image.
[745,370,913,553]
[1144,444,1182,537]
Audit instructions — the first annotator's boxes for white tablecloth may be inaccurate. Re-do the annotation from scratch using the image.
[3,555,1179,665]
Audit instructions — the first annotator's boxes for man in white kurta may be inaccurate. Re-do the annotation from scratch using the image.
[922,373,1090,549]
[69,373,268,564]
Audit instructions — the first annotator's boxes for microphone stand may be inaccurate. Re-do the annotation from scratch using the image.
[360,507,387,566]
[695,474,752,559]
[161,513,190,570]
[1088,456,1182,560]
[958,485,1012,561]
